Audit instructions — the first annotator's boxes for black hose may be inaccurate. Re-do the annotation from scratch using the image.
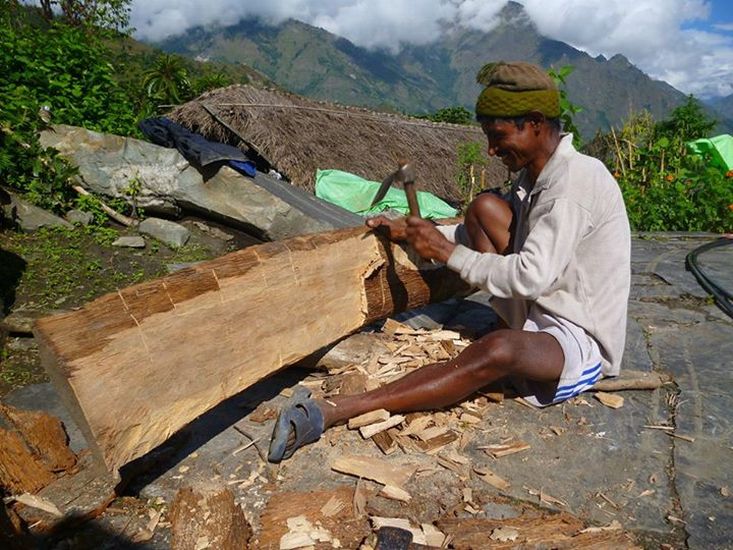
[685,237,733,319]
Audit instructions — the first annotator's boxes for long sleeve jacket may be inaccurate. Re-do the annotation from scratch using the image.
[439,135,631,374]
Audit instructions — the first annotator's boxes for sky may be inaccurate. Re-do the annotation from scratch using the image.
[129,0,733,99]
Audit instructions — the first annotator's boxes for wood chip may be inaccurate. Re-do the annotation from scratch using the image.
[482,391,504,403]
[13,493,62,517]
[348,409,391,429]
[371,430,398,455]
[379,485,412,502]
[459,413,481,424]
[131,509,162,543]
[400,415,433,436]
[642,424,675,431]
[353,480,367,518]
[577,520,623,534]
[320,495,345,517]
[414,425,450,442]
[594,392,624,409]
[540,490,567,507]
[382,319,418,336]
[360,415,405,439]
[279,531,314,550]
[490,526,519,542]
[421,523,446,548]
[473,466,510,491]
[667,432,695,443]
[479,440,531,458]
[331,455,415,488]
[415,431,459,454]
[722,486,730,497]
[597,492,618,508]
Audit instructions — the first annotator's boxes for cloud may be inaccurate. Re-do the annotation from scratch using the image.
[129,0,733,97]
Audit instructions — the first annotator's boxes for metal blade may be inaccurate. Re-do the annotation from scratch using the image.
[370,170,396,207]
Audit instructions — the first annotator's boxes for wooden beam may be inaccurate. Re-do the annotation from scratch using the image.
[34,226,469,474]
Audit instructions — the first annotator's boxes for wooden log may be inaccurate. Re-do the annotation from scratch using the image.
[0,430,55,494]
[0,404,76,472]
[170,484,252,550]
[13,453,117,535]
[34,226,469,473]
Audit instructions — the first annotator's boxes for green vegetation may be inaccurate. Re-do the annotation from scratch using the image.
[455,142,489,211]
[0,3,250,221]
[0,7,141,216]
[418,106,474,125]
[598,97,733,232]
[548,65,583,147]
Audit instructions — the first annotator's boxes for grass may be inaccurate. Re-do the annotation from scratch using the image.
[0,222,229,396]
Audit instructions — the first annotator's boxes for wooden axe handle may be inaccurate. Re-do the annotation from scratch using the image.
[404,181,421,218]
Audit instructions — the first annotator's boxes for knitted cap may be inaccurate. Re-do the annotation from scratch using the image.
[475,61,560,119]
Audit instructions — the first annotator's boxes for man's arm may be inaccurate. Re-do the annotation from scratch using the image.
[447,198,591,300]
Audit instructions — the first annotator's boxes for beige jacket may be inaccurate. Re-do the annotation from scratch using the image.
[439,135,631,374]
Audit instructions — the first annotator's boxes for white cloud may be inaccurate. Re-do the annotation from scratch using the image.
[129,0,733,98]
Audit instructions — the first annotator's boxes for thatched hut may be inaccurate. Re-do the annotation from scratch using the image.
[169,85,508,205]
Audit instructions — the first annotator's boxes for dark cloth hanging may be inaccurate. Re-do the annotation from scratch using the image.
[139,117,255,174]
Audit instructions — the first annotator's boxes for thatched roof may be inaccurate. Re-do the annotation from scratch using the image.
[169,85,508,204]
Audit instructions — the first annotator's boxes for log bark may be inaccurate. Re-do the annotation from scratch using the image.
[34,226,469,473]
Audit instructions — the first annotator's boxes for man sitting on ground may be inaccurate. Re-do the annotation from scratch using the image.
[268,61,631,463]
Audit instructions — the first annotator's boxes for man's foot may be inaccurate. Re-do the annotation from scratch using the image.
[267,386,325,463]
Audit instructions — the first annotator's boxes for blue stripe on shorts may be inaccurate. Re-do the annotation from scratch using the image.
[553,362,602,402]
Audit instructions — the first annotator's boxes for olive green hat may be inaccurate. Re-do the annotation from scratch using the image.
[475,61,560,119]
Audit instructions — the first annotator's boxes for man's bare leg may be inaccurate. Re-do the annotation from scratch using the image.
[317,329,563,428]
[316,191,538,428]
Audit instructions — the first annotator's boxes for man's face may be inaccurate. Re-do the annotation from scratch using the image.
[481,118,538,172]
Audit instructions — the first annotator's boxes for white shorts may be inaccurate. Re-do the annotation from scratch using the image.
[517,306,603,407]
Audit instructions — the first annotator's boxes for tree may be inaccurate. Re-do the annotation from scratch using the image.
[26,0,131,31]
[656,95,716,143]
[192,71,233,96]
[143,54,192,105]
[417,106,473,125]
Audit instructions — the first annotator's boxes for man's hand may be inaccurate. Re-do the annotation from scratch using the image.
[405,216,456,263]
[366,215,408,241]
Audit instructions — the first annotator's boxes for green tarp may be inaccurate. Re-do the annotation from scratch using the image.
[315,169,459,219]
[687,134,733,172]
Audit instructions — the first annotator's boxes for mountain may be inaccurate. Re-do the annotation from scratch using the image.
[156,2,728,139]
[706,93,733,126]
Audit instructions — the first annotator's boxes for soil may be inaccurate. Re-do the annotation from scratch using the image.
[0,216,262,397]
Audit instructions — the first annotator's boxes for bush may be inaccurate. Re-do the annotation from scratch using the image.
[0,12,140,214]
[605,99,733,232]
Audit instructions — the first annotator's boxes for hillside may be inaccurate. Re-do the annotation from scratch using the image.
[154,2,730,139]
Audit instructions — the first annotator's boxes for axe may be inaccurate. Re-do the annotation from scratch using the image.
[370,160,421,218]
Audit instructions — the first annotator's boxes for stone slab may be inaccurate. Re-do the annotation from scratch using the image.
[651,320,733,548]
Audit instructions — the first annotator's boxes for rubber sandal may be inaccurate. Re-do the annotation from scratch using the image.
[267,386,325,463]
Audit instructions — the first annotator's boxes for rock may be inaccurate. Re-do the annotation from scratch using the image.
[192,221,234,241]
[2,193,72,232]
[65,209,94,226]
[138,217,190,248]
[1,310,47,335]
[40,125,338,240]
[112,236,145,248]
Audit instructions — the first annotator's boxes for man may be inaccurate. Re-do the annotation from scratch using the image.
[268,61,631,463]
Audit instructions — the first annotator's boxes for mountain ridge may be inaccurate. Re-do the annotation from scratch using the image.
[156,3,732,138]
